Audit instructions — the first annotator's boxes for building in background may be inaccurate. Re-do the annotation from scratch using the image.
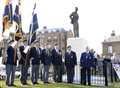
[102,31,120,57]
[36,27,73,54]
[0,27,73,57]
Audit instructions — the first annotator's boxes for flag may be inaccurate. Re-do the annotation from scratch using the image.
[28,4,39,45]
[30,32,36,44]
[13,5,20,25]
[2,0,13,34]
[13,0,23,41]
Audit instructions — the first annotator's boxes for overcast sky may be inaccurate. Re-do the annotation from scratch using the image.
[1,0,120,54]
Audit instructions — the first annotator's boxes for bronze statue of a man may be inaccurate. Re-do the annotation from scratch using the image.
[70,7,79,37]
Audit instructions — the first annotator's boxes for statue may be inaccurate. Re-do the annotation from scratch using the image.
[70,7,79,37]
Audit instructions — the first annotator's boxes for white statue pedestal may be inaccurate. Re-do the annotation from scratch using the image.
[67,37,88,83]
[67,37,88,62]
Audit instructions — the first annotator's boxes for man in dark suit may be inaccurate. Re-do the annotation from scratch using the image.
[80,47,94,86]
[19,40,30,85]
[6,40,18,86]
[52,44,63,82]
[30,42,41,84]
[41,44,52,83]
[39,45,44,81]
[65,45,77,83]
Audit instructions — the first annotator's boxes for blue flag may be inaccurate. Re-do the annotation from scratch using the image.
[3,2,13,33]
[13,5,21,25]
[28,5,39,45]
[13,1,23,41]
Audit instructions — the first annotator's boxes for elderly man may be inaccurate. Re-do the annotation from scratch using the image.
[65,45,77,83]
[6,40,18,86]
[19,39,30,85]
[41,44,52,83]
[80,47,94,86]
[52,44,63,82]
[30,42,41,84]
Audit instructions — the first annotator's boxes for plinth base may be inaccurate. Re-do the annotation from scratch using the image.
[67,37,88,62]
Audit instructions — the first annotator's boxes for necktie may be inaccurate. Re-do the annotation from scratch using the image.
[14,48,17,64]
[37,48,40,55]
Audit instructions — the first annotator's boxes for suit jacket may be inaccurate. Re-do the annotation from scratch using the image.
[70,12,79,24]
[80,52,94,68]
[41,49,52,65]
[65,51,77,67]
[6,46,18,65]
[30,47,41,65]
[19,46,26,65]
[0,48,2,57]
[52,48,62,65]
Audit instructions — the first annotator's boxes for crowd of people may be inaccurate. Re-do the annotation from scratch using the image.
[2,39,97,87]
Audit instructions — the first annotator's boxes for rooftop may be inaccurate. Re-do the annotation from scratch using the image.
[39,28,72,33]
[104,36,120,43]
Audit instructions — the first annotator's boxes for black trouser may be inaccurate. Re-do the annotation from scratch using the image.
[81,67,91,85]
[31,65,40,84]
[53,65,62,82]
[20,65,29,84]
[66,66,75,83]
[113,69,118,82]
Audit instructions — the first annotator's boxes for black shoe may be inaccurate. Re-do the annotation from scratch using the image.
[11,84,16,87]
[88,84,91,86]
[22,83,28,85]
[57,80,62,83]
[35,82,39,84]
[67,81,72,83]
[33,82,39,85]
[33,82,36,85]
[44,82,50,84]
[6,84,11,86]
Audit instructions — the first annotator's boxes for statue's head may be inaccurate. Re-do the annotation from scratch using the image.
[75,7,78,12]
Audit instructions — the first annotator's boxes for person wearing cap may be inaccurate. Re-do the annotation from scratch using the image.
[65,45,77,83]
[19,39,30,85]
[5,40,18,86]
[80,47,94,86]
[52,44,63,82]
[41,44,52,83]
[30,41,41,84]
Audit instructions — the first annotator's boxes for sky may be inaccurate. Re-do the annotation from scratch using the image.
[1,0,120,54]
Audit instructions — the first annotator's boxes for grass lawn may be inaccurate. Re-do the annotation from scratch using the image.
[0,80,120,88]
